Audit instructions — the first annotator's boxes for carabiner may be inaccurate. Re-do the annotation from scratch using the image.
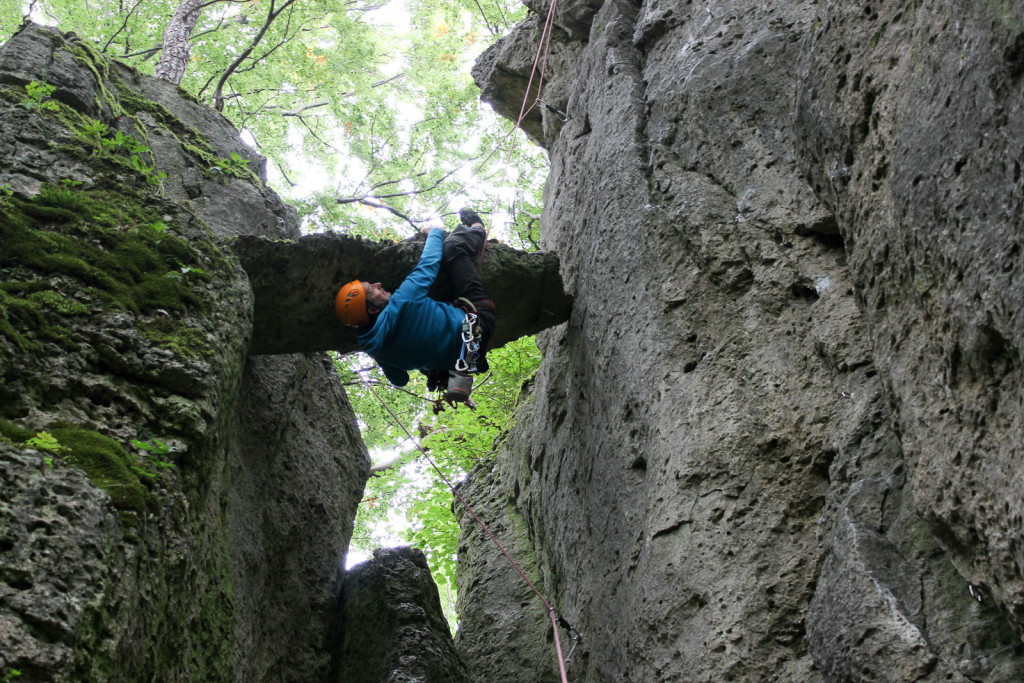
[537,98,569,123]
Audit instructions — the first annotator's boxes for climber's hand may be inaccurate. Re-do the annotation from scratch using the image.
[425,370,450,393]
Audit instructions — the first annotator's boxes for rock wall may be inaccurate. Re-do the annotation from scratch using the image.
[335,546,470,683]
[458,0,1024,680]
[0,24,369,681]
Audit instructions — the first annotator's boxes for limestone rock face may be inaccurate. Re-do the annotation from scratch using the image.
[457,1,1024,681]
[233,232,571,355]
[336,547,470,683]
[0,24,369,681]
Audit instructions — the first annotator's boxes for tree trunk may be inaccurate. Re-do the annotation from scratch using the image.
[154,0,205,84]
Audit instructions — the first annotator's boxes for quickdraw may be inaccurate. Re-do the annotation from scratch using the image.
[537,97,569,123]
[432,301,483,411]
[454,311,481,373]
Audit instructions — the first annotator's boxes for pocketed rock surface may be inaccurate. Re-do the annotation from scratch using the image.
[456,1,1024,680]
[0,24,369,682]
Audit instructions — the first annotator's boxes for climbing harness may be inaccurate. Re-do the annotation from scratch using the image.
[454,308,481,375]
[445,310,480,405]
[428,298,484,409]
[350,353,580,683]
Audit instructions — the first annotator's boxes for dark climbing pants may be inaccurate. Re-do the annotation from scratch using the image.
[442,224,496,362]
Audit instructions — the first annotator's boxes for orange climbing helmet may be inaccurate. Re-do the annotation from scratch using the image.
[336,280,369,327]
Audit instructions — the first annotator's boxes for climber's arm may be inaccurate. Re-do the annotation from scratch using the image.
[392,228,445,302]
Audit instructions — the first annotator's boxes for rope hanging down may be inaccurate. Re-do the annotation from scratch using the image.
[480,0,561,260]
[350,359,579,683]
[431,0,564,265]
[357,6,578,675]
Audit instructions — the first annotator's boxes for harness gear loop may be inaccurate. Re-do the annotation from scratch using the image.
[442,298,484,405]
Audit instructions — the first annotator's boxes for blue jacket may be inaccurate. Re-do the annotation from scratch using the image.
[357,228,465,386]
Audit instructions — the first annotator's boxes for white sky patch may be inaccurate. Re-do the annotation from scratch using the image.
[239,128,258,150]
[364,0,412,35]
[347,443,441,569]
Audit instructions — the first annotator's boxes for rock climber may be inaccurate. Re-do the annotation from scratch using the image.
[334,209,496,402]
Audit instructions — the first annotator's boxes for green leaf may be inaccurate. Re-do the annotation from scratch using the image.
[25,431,65,453]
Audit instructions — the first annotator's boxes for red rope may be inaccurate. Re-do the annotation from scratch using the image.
[478,0,561,266]
[351,358,571,683]
[416,0,563,260]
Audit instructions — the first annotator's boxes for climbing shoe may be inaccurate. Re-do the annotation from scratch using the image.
[459,208,483,228]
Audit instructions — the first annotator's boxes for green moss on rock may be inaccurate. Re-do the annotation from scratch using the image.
[0,186,209,323]
[27,290,91,316]
[47,424,152,518]
[139,318,213,360]
[0,420,35,444]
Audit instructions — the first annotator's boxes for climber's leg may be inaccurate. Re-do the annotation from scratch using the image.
[442,222,486,266]
[443,220,495,371]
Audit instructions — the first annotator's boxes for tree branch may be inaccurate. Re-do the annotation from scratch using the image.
[369,451,411,475]
[121,44,163,60]
[196,0,251,9]
[188,15,228,42]
[232,30,294,74]
[22,0,40,25]
[470,0,498,36]
[292,112,345,155]
[347,198,421,230]
[101,0,145,54]
[278,100,330,116]
[212,0,299,111]
[370,73,405,89]
[154,0,205,83]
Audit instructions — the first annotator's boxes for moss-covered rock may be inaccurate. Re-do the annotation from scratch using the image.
[46,424,152,518]
[0,22,369,683]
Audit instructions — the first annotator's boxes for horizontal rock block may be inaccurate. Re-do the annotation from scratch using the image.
[233,232,573,356]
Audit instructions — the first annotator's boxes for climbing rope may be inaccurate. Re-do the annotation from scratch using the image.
[430,0,563,266]
[349,357,578,683]
[351,7,576,673]
[475,0,561,265]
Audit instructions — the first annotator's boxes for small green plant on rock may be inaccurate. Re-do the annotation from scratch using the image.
[36,180,89,213]
[164,261,209,281]
[79,117,108,142]
[2,667,23,681]
[144,219,168,246]
[75,118,167,187]
[23,80,59,112]
[130,438,176,474]
[211,152,251,178]
[25,430,65,468]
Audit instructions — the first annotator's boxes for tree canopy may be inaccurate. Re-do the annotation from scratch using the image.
[0,0,546,240]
